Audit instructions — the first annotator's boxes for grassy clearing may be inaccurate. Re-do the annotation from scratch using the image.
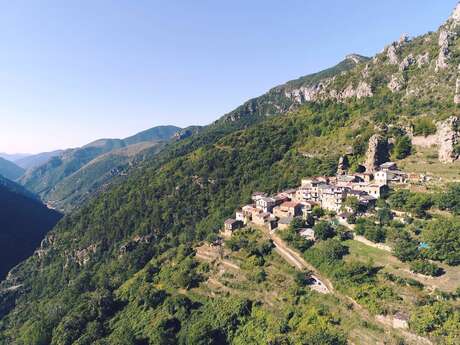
[345,239,460,293]
[398,145,460,183]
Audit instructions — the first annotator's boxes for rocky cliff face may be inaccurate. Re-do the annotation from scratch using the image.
[337,155,349,175]
[284,77,373,104]
[437,116,460,163]
[454,65,460,104]
[364,134,390,172]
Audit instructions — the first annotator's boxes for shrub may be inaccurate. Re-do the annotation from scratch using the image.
[413,118,436,136]
[410,260,444,277]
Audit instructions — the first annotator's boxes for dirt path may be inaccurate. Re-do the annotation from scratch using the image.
[269,230,333,294]
[353,235,392,252]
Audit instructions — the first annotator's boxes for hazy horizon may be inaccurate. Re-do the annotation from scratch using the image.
[1,0,456,154]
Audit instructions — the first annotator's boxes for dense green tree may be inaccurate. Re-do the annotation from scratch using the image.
[313,221,335,240]
[422,218,460,265]
[393,236,419,262]
[311,206,325,218]
[343,196,361,214]
[354,218,385,243]
[388,189,432,218]
[377,207,393,225]
[392,135,412,160]
[438,183,460,215]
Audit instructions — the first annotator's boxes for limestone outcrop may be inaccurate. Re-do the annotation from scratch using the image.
[436,116,459,163]
[388,74,405,92]
[355,81,373,99]
[337,155,349,175]
[455,65,460,104]
[386,43,399,65]
[416,52,430,68]
[284,80,373,104]
[64,244,98,268]
[399,54,415,71]
[449,2,460,28]
[435,30,454,71]
[364,134,389,172]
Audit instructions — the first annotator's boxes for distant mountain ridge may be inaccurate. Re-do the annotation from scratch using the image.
[0,157,24,180]
[19,125,181,211]
[0,153,30,162]
[14,150,63,170]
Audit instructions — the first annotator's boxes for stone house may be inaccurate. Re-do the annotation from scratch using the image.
[235,209,245,223]
[380,162,398,171]
[242,205,258,223]
[252,191,267,202]
[256,197,276,213]
[300,200,317,219]
[298,228,315,241]
[278,188,297,200]
[273,195,290,206]
[224,219,243,233]
[387,170,407,184]
[353,172,373,183]
[374,170,388,185]
[280,201,302,217]
[353,183,386,199]
[336,175,358,186]
[278,216,293,230]
[253,212,278,230]
[337,212,352,224]
[320,191,345,212]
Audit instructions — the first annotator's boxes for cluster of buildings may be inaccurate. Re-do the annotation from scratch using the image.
[224,162,411,235]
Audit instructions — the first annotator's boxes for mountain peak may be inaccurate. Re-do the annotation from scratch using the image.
[345,53,368,64]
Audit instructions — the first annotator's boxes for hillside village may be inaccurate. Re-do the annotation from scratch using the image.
[4,3,460,345]
[224,161,411,237]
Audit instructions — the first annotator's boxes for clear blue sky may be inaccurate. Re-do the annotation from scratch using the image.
[0,0,457,153]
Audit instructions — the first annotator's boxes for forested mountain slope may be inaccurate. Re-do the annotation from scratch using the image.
[2,4,460,345]
[0,157,24,180]
[18,125,180,211]
[0,176,61,281]
[47,141,167,212]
